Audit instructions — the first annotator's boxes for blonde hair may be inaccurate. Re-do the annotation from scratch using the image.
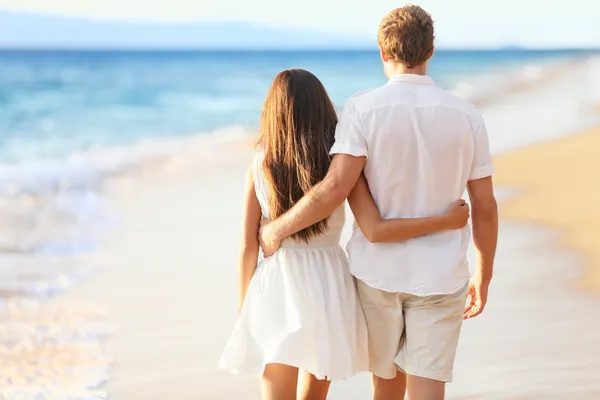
[378,5,435,69]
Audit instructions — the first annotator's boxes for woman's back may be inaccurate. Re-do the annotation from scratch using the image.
[252,151,345,249]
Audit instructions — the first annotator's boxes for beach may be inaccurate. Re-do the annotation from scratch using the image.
[2,51,600,399]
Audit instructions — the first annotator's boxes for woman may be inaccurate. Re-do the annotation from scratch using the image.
[219,69,469,400]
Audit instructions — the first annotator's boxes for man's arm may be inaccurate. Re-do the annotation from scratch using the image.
[260,154,365,254]
[468,176,498,283]
[464,176,498,319]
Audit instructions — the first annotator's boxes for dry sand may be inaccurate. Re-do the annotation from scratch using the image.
[493,126,600,290]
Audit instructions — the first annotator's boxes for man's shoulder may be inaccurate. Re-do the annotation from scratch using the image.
[349,87,377,99]
[346,88,378,108]
[432,86,482,122]
[345,85,390,112]
[345,84,484,124]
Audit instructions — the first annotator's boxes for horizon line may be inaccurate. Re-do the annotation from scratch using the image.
[0,46,598,52]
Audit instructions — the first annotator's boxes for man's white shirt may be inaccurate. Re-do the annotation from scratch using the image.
[330,74,494,296]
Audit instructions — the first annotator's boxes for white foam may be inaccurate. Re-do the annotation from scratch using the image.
[1,125,254,196]
[450,56,580,105]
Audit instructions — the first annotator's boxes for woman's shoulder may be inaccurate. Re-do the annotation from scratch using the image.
[253,147,265,158]
[250,149,269,189]
[252,149,265,171]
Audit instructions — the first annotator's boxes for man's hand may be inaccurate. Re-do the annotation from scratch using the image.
[463,274,490,320]
[259,219,281,257]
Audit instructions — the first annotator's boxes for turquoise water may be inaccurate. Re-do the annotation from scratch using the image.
[0,49,590,165]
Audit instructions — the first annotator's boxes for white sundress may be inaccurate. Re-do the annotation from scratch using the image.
[218,152,369,380]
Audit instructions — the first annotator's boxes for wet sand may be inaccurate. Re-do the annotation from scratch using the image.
[51,148,261,400]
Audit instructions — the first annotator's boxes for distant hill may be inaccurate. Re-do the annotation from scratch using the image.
[0,9,375,49]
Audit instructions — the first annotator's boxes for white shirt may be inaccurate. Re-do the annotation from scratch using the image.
[330,74,494,296]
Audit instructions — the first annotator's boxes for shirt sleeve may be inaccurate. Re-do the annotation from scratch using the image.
[329,100,368,158]
[469,114,495,180]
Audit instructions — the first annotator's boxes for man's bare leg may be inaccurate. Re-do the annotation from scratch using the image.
[406,375,444,400]
[372,371,407,400]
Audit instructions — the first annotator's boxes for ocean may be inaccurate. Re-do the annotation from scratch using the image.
[0,48,596,399]
[0,49,589,164]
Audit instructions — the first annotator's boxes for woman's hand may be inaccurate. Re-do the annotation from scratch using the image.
[444,199,470,229]
[259,218,281,257]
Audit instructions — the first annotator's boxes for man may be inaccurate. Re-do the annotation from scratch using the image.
[260,5,498,400]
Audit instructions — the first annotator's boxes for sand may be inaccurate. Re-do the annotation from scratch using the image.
[493,126,600,290]
[51,147,262,400]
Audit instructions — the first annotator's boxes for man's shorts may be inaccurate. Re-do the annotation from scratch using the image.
[356,279,469,383]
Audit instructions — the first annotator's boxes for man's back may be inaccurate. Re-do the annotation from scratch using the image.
[330,74,494,295]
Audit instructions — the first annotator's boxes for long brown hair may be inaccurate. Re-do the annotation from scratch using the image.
[258,69,338,242]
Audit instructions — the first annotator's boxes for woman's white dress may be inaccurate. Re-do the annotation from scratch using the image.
[218,153,369,380]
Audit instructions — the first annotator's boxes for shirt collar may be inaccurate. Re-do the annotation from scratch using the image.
[387,74,435,85]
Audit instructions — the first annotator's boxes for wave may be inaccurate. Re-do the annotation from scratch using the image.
[450,57,584,105]
[0,125,254,195]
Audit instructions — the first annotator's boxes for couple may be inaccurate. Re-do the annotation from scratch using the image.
[220,5,498,400]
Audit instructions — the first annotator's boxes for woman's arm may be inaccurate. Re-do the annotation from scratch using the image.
[238,166,262,311]
[347,174,469,243]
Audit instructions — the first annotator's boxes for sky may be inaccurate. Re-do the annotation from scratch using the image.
[0,0,599,48]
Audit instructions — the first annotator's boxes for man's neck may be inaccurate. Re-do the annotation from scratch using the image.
[386,63,427,78]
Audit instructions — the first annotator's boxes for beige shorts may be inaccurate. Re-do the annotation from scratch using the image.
[356,279,469,383]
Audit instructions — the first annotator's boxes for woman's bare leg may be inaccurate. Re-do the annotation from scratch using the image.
[261,363,299,400]
[297,370,331,400]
